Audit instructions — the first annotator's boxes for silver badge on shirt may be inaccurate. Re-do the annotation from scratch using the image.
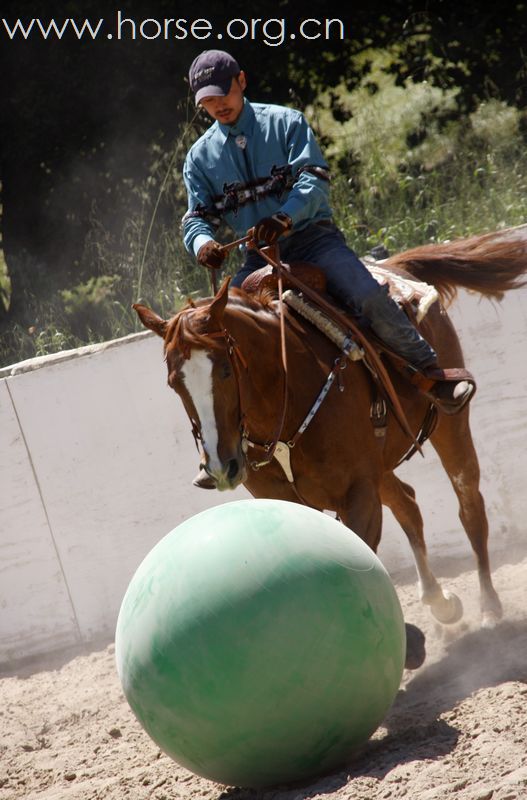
[235,135,247,149]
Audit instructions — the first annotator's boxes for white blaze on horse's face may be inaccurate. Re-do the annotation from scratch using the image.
[180,350,220,468]
[179,348,246,490]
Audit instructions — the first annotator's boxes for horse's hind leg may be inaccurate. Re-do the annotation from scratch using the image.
[431,410,503,627]
[381,472,463,624]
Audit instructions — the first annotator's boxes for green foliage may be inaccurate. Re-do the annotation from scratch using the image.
[308,49,527,256]
[0,250,10,313]
[60,275,121,340]
[311,46,461,181]
[0,302,84,367]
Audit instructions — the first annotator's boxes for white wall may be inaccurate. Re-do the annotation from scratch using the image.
[0,334,249,666]
[377,286,527,571]
[1,284,526,666]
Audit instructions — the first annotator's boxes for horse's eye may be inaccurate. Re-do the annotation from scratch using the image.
[220,362,232,380]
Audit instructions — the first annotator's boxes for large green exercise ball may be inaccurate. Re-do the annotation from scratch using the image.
[115,499,405,788]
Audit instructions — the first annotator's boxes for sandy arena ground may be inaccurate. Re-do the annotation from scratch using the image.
[1,551,526,800]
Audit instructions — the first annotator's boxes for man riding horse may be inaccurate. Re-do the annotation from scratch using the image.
[182,49,474,488]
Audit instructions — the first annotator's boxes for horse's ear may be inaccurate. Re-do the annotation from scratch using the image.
[208,277,230,328]
[133,303,168,338]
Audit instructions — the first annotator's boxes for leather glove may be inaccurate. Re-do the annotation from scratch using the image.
[197,240,226,270]
[253,212,292,245]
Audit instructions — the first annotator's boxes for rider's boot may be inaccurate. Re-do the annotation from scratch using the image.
[409,364,475,414]
[361,286,475,414]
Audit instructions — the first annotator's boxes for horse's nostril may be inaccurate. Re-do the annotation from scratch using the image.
[227,459,239,480]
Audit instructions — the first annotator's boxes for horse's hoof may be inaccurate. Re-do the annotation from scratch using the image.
[481,610,501,629]
[192,468,216,489]
[405,623,426,669]
[481,592,503,628]
[430,590,464,625]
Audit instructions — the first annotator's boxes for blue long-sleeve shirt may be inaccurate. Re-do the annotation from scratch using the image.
[182,98,333,257]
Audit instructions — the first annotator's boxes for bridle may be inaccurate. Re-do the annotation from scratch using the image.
[185,287,290,473]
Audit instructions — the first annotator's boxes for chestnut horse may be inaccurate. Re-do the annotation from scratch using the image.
[135,226,527,640]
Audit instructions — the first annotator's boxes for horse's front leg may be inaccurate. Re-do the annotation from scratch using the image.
[339,478,426,670]
[338,477,383,551]
[380,472,463,624]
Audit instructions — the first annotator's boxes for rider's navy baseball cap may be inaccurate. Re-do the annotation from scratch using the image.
[189,50,241,104]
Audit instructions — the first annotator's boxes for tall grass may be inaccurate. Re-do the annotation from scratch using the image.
[310,47,527,255]
[2,53,526,368]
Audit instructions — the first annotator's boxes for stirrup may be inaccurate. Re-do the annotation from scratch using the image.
[410,367,477,415]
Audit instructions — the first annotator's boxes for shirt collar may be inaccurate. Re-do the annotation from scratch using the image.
[217,98,255,141]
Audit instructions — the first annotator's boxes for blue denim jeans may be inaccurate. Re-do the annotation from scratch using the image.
[231,221,436,368]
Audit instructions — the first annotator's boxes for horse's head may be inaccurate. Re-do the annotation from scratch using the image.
[134,279,248,491]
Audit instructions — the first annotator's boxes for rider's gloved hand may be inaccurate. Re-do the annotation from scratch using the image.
[197,240,226,270]
[253,212,292,245]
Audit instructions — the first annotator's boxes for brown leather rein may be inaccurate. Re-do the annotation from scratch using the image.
[195,246,295,475]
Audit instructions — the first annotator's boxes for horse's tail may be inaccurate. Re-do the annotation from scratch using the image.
[384,225,527,306]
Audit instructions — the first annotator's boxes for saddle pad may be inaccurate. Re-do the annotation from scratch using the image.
[364,260,439,323]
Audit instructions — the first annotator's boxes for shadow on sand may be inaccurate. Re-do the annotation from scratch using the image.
[217,618,527,800]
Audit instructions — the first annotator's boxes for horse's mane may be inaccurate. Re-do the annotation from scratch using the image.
[164,287,276,358]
